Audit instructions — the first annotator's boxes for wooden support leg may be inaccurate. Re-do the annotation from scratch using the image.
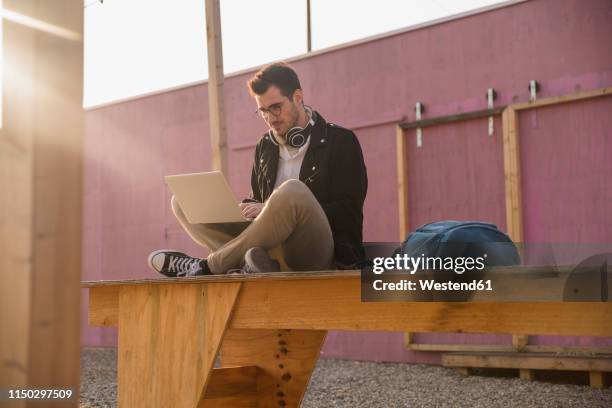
[455,367,471,376]
[118,282,241,408]
[519,369,535,381]
[218,328,327,407]
[589,371,607,389]
[201,366,259,407]
[512,334,529,351]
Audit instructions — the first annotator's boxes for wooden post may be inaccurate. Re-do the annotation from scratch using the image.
[0,0,83,402]
[396,125,409,240]
[205,0,228,175]
[306,0,312,52]
[501,106,523,243]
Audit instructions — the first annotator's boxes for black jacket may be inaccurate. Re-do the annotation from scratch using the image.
[247,112,368,267]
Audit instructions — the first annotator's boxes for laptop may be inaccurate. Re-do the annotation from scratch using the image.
[164,171,249,224]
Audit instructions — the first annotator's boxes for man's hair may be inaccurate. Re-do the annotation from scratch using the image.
[247,62,301,98]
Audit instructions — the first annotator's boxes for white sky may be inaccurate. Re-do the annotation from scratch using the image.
[83,0,507,108]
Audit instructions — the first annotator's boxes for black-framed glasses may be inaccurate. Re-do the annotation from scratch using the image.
[254,99,286,118]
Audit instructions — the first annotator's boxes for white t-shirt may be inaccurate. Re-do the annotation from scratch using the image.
[273,137,311,190]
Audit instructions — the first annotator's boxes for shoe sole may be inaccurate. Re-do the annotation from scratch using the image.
[147,249,186,273]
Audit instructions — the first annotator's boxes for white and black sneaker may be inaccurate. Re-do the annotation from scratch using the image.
[242,247,281,274]
[147,250,211,277]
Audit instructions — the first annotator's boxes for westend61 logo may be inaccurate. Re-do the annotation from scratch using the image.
[372,253,488,275]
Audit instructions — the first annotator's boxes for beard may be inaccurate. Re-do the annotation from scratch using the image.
[270,105,300,145]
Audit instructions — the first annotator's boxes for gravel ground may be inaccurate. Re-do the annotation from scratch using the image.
[80,347,611,407]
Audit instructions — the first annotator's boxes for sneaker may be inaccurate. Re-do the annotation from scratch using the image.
[242,247,281,274]
[147,250,209,277]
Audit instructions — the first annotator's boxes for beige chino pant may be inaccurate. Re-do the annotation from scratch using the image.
[171,179,335,274]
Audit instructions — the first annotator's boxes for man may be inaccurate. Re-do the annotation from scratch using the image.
[148,62,368,277]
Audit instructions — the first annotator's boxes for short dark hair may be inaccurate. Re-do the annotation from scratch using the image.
[247,62,301,98]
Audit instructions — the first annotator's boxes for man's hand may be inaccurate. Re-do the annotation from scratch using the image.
[239,202,264,220]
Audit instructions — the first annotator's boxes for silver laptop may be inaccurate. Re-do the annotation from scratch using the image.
[164,171,248,224]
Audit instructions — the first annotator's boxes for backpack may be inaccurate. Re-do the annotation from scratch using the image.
[397,221,521,267]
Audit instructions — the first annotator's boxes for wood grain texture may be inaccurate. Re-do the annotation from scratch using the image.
[0,0,83,398]
[201,366,258,407]
[88,286,119,326]
[502,106,523,243]
[219,329,327,408]
[229,277,612,336]
[118,282,241,408]
[205,0,228,175]
[442,352,612,373]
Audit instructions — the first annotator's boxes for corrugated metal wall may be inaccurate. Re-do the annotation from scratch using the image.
[82,0,612,363]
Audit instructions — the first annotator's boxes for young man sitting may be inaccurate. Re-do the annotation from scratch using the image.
[148,62,368,276]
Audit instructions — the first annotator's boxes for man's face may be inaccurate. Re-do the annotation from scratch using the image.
[255,85,301,140]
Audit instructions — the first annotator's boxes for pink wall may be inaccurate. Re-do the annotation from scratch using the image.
[82,0,612,361]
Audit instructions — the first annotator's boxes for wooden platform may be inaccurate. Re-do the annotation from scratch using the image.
[83,268,612,407]
[442,351,612,388]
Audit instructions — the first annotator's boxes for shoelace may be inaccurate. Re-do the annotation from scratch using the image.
[169,255,201,277]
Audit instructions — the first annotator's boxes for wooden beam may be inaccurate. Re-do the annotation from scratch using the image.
[230,277,612,336]
[396,125,409,240]
[201,366,259,406]
[85,268,612,336]
[406,342,612,354]
[205,0,228,174]
[511,87,612,111]
[442,352,612,372]
[408,343,515,352]
[219,329,326,407]
[306,0,312,52]
[502,107,523,242]
[0,0,83,397]
[117,283,241,408]
[399,107,505,129]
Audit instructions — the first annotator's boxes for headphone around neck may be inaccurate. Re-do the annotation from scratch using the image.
[270,106,315,148]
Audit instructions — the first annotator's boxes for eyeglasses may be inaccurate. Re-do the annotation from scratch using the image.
[255,99,287,118]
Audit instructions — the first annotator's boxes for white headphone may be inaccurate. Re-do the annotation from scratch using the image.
[270,106,315,148]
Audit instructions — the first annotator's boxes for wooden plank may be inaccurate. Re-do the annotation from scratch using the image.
[511,87,612,111]
[501,107,523,242]
[205,0,228,175]
[0,0,83,397]
[589,371,607,389]
[230,277,612,336]
[396,125,409,240]
[399,107,505,129]
[81,264,574,287]
[442,352,612,372]
[118,282,241,408]
[408,343,515,352]
[219,329,326,407]
[407,342,612,354]
[201,366,258,407]
[88,286,119,326]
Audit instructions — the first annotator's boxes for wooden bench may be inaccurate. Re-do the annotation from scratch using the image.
[442,351,612,388]
[83,267,612,407]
